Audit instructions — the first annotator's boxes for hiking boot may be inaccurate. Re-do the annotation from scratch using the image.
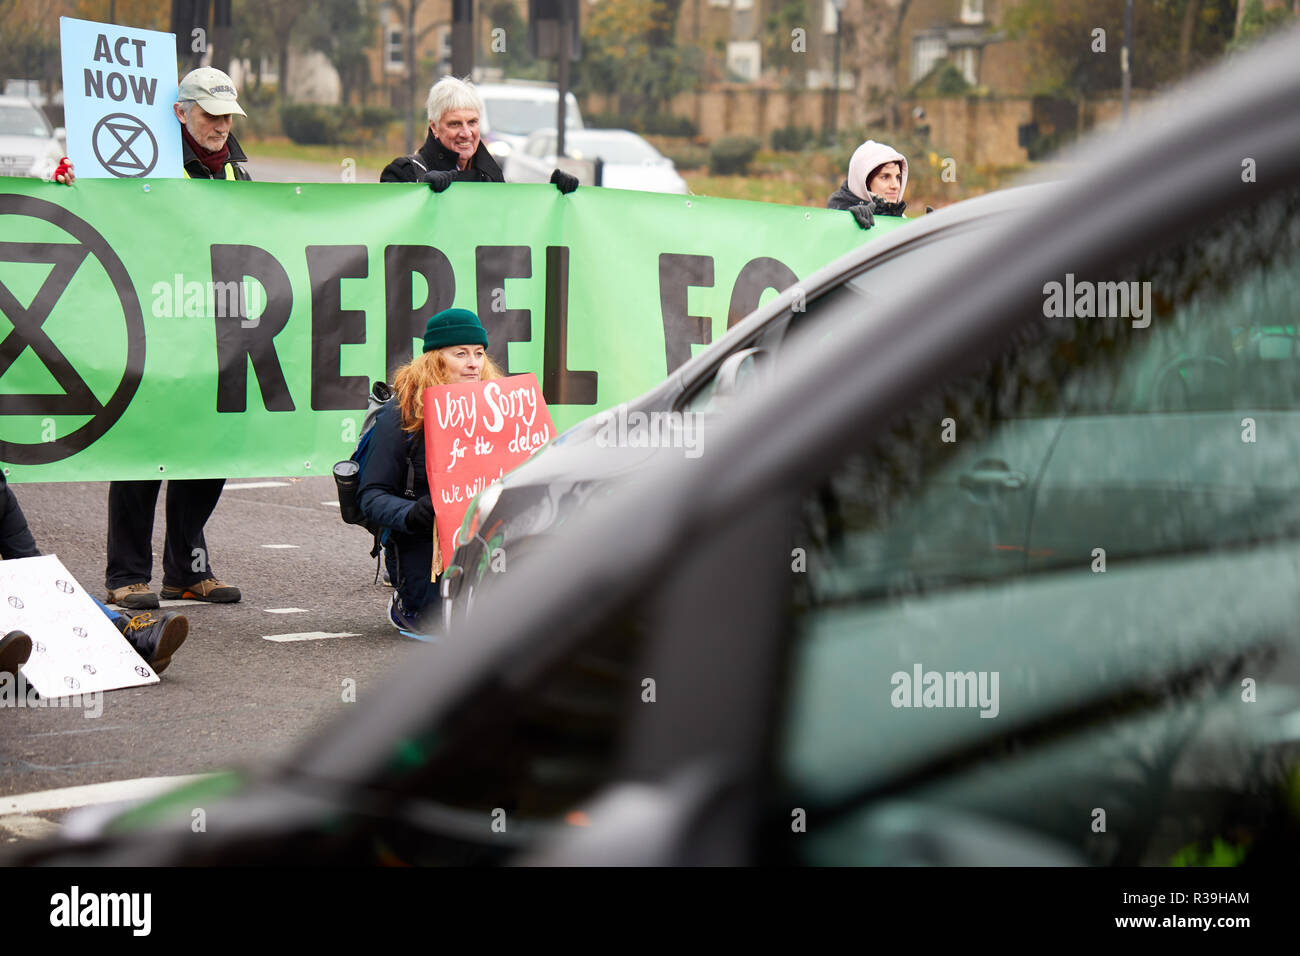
[107,582,159,610]
[118,612,188,675]
[0,630,32,675]
[159,578,241,603]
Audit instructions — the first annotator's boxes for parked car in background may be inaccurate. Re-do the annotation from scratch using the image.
[0,95,64,178]
[503,128,689,194]
[11,29,1300,867]
[477,82,583,163]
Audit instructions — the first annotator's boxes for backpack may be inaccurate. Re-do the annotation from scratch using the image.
[333,381,416,571]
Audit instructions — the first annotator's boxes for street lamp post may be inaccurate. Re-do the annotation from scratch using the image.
[1122,0,1132,122]
[829,0,844,146]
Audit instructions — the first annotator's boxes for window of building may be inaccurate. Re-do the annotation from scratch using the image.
[386,25,405,71]
[911,33,947,84]
[960,0,985,24]
[727,41,761,81]
[955,45,977,85]
[823,0,840,34]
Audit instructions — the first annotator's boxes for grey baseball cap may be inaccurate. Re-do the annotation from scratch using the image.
[177,67,247,117]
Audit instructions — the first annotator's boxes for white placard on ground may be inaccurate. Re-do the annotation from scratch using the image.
[0,555,156,697]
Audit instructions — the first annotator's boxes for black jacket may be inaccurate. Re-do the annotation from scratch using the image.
[182,131,252,181]
[357,402,428,534]
[826,180,907,216]
[380,128,504,184]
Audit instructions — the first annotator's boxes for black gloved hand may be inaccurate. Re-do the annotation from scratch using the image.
[848,202,875,230]
[550,168,579,194]
[406,495,435,533]
[871,197,908,217]
[420,169,455,193]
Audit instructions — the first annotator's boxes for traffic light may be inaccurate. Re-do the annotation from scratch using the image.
[528,0,580,60]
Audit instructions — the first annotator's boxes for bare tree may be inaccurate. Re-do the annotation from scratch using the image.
[840,0,912,132]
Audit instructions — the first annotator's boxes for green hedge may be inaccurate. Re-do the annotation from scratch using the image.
[663,145,709,171]
[770,124,815,152]
[584,111,698,138]
[280,104,398,145]
[709,136,759,175]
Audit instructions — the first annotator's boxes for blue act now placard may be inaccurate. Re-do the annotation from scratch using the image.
[59,17,182,179]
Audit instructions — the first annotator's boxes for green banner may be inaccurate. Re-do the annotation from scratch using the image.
[0,178,901,481]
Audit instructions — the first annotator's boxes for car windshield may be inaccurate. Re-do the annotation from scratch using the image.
[782,183,1300,827]
[566,136,661,164]
[0,103,50,137]
[484,96,582,134]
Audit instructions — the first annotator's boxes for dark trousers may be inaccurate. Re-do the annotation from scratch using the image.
[386,533,439,616]
[105,479,226,590]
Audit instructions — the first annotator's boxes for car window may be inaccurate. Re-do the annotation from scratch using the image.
[482,95,581,135]
[779,183,1300,865]
[0,103,51,137]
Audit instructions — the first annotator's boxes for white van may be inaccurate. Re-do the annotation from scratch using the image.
[476,81,583,161]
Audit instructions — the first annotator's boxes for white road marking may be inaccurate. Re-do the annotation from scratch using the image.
[158,599,200,608]
[0,774,213,815]
[262,631,360,642]
[260,544,300,549]
[0,814,60,841]
[320,501,340,507]
[264,607,308,614]
[224,481,291,490]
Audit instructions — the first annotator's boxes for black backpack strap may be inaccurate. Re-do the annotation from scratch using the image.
[403,432,417,498]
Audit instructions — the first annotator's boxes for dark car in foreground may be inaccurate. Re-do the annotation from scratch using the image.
[12,30,1300,866]
[440,203,943,627]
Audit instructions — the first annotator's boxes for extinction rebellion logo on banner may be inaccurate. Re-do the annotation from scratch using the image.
[0,195,145,465]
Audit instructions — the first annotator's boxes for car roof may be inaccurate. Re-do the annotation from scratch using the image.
[288,29,1300,783]
[477,83,578,101]
[0,95,43,107]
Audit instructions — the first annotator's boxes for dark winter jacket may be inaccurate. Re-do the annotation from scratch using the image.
[357,401,428,534]
[826,180,907,217]
[0,475,39,560]
[380,128,504,184]
[182,131,252,181]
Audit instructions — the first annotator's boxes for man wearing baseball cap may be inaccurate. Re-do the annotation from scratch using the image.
[173,66,251,181]
[102,67,251,612]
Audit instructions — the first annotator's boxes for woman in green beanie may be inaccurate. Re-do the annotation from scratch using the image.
[358,308,504,631]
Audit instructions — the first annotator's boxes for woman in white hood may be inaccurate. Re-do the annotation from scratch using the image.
[826,139,908,229]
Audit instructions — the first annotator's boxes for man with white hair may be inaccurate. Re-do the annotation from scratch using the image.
[173,67,252,181]
[381,75,577,193]
[103,67,247,611]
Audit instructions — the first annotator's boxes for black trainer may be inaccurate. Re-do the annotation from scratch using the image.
[0,630,31,675]
[119,612,189,675]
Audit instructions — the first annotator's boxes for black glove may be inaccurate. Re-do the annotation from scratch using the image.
[420,169,455,193]
[550,168,579,194]
[848,202,875,230]
[871,197,908,217]
[406,495,435,533]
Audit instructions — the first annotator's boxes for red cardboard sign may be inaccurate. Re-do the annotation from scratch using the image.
[423,373,556,569]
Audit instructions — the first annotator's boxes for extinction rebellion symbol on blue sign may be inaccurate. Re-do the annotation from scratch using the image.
[91,112,158,178]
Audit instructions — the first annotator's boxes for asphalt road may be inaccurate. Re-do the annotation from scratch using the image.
[1,476,426,844]
[0,153,420,847]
